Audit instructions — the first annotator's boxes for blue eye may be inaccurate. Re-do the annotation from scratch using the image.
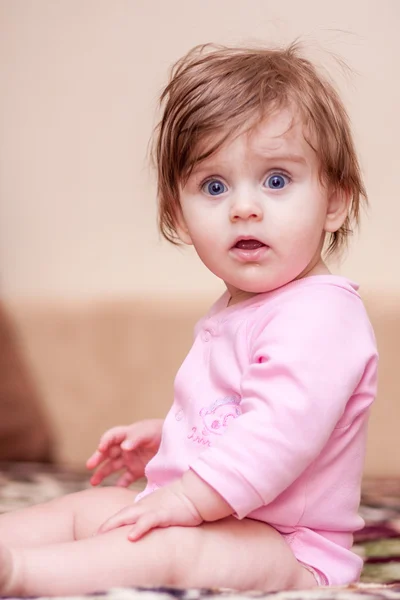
[265,174,289,190]
[203,179,227,196]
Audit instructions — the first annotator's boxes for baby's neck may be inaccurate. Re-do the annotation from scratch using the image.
[226,290,258,307]
[226,261,331,307]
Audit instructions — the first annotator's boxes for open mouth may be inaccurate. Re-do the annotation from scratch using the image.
[233,239,265,250]
[230,237,269,262]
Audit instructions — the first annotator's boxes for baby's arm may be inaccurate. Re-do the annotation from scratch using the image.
[189,287,377,519]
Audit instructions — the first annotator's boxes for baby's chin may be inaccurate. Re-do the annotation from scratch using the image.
[226,274,298,296]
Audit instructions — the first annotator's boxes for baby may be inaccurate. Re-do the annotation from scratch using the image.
[0,43,377,596]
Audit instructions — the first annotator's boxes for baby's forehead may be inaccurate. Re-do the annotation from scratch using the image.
[189,108,316,172]
[243,109,311,153]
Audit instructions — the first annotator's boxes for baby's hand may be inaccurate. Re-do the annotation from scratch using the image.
[97,479,203,540]
[86,419,163,487]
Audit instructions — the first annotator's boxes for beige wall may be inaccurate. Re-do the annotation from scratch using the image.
[0,0,399,301]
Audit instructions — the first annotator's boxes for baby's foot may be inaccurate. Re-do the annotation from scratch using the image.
[0,542,15,595]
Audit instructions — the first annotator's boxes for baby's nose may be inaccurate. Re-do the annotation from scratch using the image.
[229,197,262,222]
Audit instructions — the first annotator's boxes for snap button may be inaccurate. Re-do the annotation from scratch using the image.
[203,331,211,342]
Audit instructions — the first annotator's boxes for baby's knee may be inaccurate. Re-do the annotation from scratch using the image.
[67,486,138,540]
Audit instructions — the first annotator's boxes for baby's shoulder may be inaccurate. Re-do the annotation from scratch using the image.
[256,276,364,317]
[247,276,375,345]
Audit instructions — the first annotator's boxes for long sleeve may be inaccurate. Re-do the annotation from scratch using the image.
[190,285,377,518]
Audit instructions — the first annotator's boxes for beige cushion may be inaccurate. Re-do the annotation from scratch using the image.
[5,293,399,476]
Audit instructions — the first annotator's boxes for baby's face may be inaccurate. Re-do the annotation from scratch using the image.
[177,108,343,302]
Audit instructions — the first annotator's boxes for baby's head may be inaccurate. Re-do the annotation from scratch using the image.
[154,44,367,297]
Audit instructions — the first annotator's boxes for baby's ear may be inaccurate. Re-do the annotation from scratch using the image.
[324,187,351,233]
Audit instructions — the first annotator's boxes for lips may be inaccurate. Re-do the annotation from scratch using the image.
[233,238,265,250]
[230,236,269,263]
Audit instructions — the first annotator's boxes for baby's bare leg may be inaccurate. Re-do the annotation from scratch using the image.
[174,517,316,592]
[1,517,316,596]
[0,487,138,547]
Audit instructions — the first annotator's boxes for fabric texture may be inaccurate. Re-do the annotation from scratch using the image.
[137,275,378,586]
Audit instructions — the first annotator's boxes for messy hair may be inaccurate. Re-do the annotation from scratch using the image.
[154,43,367,254]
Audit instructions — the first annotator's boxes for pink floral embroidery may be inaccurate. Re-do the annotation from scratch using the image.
[199,394,242,436]
[187,427,211,446]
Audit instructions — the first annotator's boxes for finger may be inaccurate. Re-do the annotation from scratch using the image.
[120,424,153,451]
[98,506,139,534]
[98,427,128,452]
[90,457,125,486]
[116,471,137,487]
[108,445,122,459]
[90,457,125,485]
[86,450,105,470]
[128,513,160,541]
[121,434,146,451]
[120,439,136,451]
[87,440,123,471]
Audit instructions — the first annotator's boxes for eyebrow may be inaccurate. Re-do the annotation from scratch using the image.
[190,152,307,178]
[257,152,307,165]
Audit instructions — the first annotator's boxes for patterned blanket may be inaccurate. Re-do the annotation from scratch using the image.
[1,462,400,599]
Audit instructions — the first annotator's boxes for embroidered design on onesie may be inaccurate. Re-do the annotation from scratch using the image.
[187,394,242,445]
[200,394,242,435]
[175,409,184,421]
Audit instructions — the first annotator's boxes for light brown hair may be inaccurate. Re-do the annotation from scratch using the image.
[154,43,367,254]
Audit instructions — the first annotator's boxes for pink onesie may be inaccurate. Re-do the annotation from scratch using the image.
[137,275,378,586]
